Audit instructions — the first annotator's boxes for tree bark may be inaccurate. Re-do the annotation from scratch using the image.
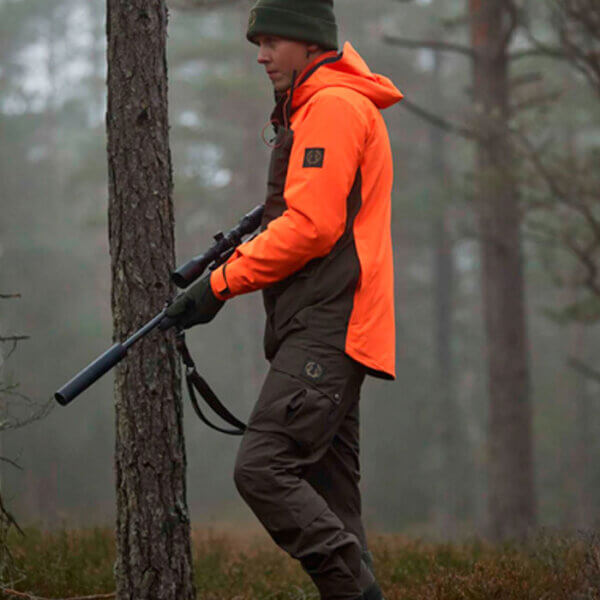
[469,0,536,541]
[107,1,196,598]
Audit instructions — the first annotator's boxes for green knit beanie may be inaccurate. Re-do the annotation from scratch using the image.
[247,0,338,51]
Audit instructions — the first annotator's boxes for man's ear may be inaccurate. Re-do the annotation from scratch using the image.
[306,43,320,57]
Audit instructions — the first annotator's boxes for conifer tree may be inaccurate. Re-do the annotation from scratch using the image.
[106,1,195,596]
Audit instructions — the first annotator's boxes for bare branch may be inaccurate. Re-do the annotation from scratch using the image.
[0,296,28,358]
[382,34,476,59]
[0,495,23,538]
[510,90,563,114]
[563,234,600,297]
[400,97,479,140]
[512,126,600,299]
[512,129,567,199]
[500,0,521,52]
[0,457,23,471]
[510,47,568,62]
[0,398,54,432]
[0,336,29,344]
[513,130,600,241]
[552,0,600,94]
[567,357,600,384]
[4,343,16,362]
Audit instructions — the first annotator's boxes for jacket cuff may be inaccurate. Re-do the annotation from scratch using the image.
[210,266,233,301]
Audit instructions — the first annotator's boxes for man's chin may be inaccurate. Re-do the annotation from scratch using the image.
[273,82,291,93]
[271,77,291,93]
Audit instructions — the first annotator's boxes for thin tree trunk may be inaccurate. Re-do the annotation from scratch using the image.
[565,323,590,529]
[557,295,593,530]
[560,126,594,530]
[469,0,536,541]
[107,1,196,598]
[430,50,460,539]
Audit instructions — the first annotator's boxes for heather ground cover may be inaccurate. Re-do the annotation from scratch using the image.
[1,527,598,599]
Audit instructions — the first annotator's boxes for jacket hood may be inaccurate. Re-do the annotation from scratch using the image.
[290,42,403,111]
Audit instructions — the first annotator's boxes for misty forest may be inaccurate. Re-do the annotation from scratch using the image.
[1,0,599,598]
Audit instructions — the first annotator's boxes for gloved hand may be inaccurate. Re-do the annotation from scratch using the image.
[165,274,224,329]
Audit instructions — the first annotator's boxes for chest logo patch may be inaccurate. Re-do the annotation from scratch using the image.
[303,148,325,168]
[303,360,325,381]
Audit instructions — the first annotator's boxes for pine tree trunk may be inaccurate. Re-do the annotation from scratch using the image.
[469,0,536,541]
[106,1,196,597]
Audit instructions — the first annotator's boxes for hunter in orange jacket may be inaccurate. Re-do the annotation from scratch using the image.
[210,42,402,379]
[161,3,407,599]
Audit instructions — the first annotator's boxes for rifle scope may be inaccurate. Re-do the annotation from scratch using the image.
[171,205,264,288]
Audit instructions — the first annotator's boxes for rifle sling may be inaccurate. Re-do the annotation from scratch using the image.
[176,332,246,436]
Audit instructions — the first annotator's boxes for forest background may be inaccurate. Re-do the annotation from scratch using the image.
[1,0,599,541]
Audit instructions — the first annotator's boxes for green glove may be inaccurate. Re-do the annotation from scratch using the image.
[165,274,224,329]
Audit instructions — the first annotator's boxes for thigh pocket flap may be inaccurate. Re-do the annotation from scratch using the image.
[249,367,338,455]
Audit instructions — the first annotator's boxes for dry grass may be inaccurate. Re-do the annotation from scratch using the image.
[1,526,599,599]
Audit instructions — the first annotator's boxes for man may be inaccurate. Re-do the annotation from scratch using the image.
[167,1,402,598]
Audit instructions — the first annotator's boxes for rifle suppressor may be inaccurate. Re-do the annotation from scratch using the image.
[55,343,127,405]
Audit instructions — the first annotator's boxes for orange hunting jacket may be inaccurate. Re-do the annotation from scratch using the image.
[210,42,403,379]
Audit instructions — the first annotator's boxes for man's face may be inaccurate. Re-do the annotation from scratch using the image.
[255,35,319,93]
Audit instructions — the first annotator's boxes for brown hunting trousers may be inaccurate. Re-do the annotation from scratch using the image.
[234,332,375,600]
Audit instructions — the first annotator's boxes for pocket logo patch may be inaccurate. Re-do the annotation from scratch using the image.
[303,148,325,168]
[303,360,325,381]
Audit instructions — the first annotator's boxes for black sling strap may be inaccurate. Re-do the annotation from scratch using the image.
[175,331,246,436]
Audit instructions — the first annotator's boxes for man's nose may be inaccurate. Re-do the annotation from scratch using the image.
[257,46,270,64]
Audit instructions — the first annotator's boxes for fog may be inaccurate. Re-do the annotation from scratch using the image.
[1,0,599,538]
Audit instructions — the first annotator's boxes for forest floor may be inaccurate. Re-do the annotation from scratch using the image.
[1,526,599,599]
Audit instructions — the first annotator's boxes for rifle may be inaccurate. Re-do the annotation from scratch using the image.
[54,206,264,421]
